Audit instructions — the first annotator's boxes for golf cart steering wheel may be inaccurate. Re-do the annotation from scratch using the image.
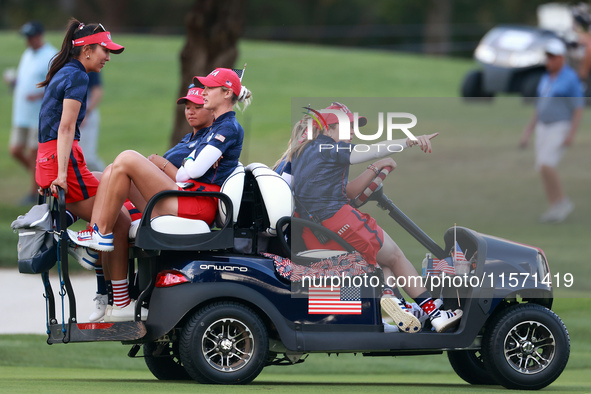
[351,165,393,208]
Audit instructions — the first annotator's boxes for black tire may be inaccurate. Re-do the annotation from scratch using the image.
[143,341,191,380]
[461,70,493,99]
[481,303,570,390]
[448,349,498,385]
[179,301,268,384]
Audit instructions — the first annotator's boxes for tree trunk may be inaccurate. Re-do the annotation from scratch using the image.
[169,0,245,147]
[423,0,453,55]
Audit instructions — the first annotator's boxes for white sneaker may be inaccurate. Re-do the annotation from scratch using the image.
[540,198,574,223]
[67,223,114,252]
[381,296,421,333]
[67,242,99,270]
[430,309,463,333]
[104,301,148,322]
[382,318,400,333]
[88,293,108,322]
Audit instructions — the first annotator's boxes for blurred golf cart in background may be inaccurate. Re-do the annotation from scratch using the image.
[461,2,591,99]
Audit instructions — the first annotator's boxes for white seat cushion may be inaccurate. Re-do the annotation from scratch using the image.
[129,217,210,239]
[296,249,348,259]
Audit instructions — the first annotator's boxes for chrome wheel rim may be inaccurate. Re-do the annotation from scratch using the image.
[201,318,254,372]
[503,320,555,374]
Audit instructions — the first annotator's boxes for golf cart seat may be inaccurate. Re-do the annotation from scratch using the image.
[133,164,245,251]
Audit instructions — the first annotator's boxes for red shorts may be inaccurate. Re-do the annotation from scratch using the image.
[36,140,99,204]
[301,205,384,266]
[177,181,221,224]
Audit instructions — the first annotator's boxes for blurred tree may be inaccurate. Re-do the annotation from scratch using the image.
[424,0,453,55]
[170,0,246,146]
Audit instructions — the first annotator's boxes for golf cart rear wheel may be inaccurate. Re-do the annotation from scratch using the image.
[481,303,569,390]
[179,301,268,384]
[447,349,498,385]
[143,340,191,380]
[461,70,493,99]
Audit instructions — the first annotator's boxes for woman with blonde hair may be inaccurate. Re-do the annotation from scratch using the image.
[69,68,252,321]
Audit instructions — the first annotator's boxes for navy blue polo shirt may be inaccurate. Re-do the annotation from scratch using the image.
[164,127,210,168]
[190,111,243,186]
[39,59,89,143]
[292,134,353,221]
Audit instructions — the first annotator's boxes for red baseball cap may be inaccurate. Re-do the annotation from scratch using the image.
[320,102,367,127]
[72,31,124,54]
[194,68,241,96]
[177,87,204,105]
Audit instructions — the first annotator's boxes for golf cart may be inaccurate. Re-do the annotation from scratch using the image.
[461,3,586,99]
[20,162,569,389]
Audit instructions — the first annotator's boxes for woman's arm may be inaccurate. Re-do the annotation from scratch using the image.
[148,154,179,181]
[349,133,438,164]
[175,145,223,182]
[50,98,81,195]
[346,157,396,199]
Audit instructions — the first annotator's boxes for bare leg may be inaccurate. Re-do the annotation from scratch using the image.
[90,150,180,234]
[540,165,565,205]
[376,232,426,299]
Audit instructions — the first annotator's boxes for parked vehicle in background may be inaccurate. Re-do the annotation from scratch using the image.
[461,3,588,99]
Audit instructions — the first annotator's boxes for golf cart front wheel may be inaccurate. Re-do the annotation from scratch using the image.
[179,301,268,384]
[481,303,570,390]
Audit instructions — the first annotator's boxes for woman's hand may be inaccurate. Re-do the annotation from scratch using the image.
[374,157,397,171]
[50,175,68,196]
[407,132,438,153]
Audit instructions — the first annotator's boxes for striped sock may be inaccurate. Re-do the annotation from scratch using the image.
[111,279,130,308]
[95,267,107,295]
[419,297,441,318]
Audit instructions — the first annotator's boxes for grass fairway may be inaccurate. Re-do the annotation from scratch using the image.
[1,365,590,393]
[1,32,590,391]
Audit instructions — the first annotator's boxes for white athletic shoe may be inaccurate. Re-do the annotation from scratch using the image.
[430,309,463,333]
[381,295,421,333]
[67,242,99,270]
[382,318,400,333]
[68,223,114,252]
[104,301,148,322]
[540,198,574,223]
[88,293,108,322]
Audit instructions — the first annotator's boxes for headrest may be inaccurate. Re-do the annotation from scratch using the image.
[218,163,245,224]
[245,162,293,236]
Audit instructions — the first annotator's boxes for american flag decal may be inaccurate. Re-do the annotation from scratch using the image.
[214,134,226,142]
[308,286,361,314]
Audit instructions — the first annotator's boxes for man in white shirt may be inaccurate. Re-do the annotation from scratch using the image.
[8,21,57,205]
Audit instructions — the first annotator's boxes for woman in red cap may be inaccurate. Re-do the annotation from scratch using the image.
[290,102,462,334]
[34,18,130,296]
[68,69,252,321]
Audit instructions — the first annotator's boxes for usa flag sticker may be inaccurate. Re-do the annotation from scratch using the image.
[214,134,226,142]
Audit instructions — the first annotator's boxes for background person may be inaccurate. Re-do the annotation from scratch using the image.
[6,21,57,205]
[520,38,584,223]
